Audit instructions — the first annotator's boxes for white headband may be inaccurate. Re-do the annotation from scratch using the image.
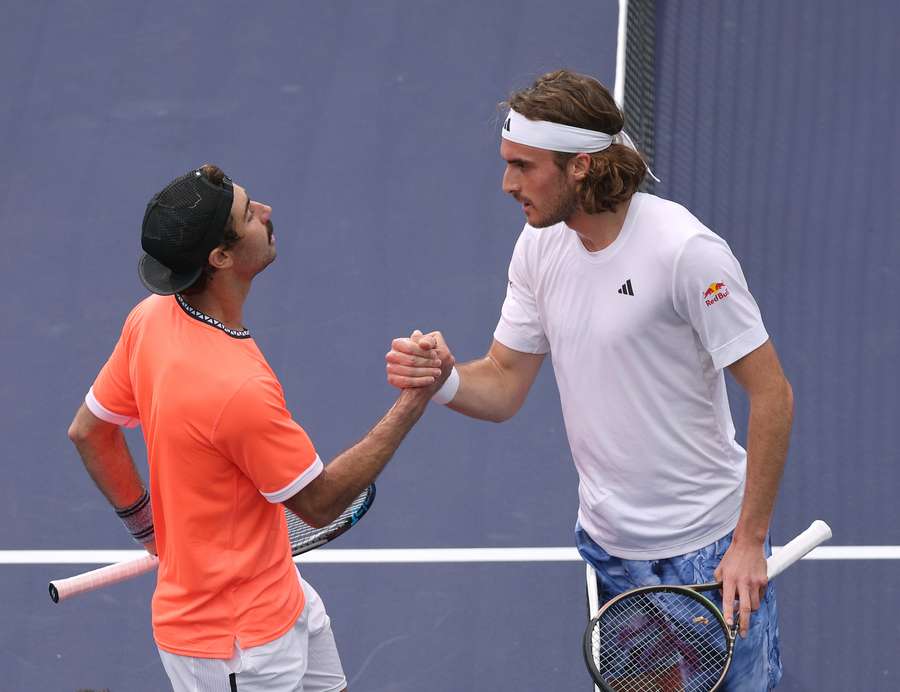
[500,109,660,181]
[501,108,615,153]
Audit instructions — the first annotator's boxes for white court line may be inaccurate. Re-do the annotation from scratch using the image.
[1,545,898,565]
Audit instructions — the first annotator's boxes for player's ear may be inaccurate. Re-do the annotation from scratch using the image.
[208,245,233,270]
[569,152,591,181]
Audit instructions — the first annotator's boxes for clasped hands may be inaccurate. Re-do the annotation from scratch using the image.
[385,330,455,392]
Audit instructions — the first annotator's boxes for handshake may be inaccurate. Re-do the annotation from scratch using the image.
[385,330,457,399]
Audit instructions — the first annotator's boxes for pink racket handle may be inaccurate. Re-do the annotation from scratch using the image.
[49,553,159,603]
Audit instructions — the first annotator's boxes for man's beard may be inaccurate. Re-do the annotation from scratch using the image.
[530,180,580,228]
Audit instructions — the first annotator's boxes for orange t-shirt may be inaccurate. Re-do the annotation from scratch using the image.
[87,294,323,657]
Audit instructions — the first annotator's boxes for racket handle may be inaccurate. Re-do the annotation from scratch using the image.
[766,520,832,580]
[49,553,159,603]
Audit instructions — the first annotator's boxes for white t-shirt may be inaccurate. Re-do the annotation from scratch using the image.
[494,193,768,559]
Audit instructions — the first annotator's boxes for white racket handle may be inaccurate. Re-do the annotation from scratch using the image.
[766,520,832,580]
[49,553,159,603]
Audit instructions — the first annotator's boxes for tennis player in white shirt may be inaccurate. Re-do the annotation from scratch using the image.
[386,70,792,690]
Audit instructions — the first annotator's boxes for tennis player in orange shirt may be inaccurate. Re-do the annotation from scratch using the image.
[67,164,447,691]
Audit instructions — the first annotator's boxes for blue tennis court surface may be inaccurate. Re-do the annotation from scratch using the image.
[2,1,898,689]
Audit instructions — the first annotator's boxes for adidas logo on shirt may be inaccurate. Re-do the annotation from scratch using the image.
[617,279,635,296]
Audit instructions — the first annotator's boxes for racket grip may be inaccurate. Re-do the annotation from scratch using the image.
[766,520,832,580]
[49,553,159,603]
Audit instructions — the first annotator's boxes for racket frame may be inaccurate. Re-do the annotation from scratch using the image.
[585,564,603,692]
[583,582,734,692]
[284,483,375,557]
[582,519,832,691]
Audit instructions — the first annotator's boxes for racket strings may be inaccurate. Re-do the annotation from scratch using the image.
[284,490,370,553]
[590,591,729,691]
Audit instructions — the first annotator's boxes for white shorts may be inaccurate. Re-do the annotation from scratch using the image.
[158,572,346,692]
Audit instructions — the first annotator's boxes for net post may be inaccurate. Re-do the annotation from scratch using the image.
[617,0,657,193]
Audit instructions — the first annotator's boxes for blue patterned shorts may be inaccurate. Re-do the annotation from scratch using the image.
[576,524,783,690]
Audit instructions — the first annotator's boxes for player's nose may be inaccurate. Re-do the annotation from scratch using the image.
[502,166,519,195]
[254,202,273,223]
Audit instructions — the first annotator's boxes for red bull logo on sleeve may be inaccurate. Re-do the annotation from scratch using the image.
[703,281,729,306]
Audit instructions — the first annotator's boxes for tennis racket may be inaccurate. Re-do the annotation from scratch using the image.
[49,484,376,603]
[583,519,832,692]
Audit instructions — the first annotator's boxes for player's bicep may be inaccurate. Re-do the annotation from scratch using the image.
[727,340,791,399]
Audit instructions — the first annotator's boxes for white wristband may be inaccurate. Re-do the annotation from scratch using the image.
[432,367,460,405]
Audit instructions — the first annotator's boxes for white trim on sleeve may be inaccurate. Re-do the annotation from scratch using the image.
[709,324,769,371]
[261,455,324,504]
[85,387,140,428]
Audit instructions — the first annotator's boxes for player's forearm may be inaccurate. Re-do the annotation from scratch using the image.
[447,356,524,422]
[733,380,794,544]
[293,390,429,526]
[68,424,146,509]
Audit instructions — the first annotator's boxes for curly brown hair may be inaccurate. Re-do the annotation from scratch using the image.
[180,163,242,295]
[504,70,646,213]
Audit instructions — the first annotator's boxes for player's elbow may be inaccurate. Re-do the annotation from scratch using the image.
[67,416,91,445]
[749,371,794,422]
[782,378,795,432]
[283,489,334,529]
[286,504,332,529]
[771,372,794,418]
[759,374,794,434]
[301,507,333,529]
[68,404,115,447]
[484,407,516,423]
[67,416,109,449]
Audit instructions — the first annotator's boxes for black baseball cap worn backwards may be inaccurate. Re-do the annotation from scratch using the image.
[139,168,234,295]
